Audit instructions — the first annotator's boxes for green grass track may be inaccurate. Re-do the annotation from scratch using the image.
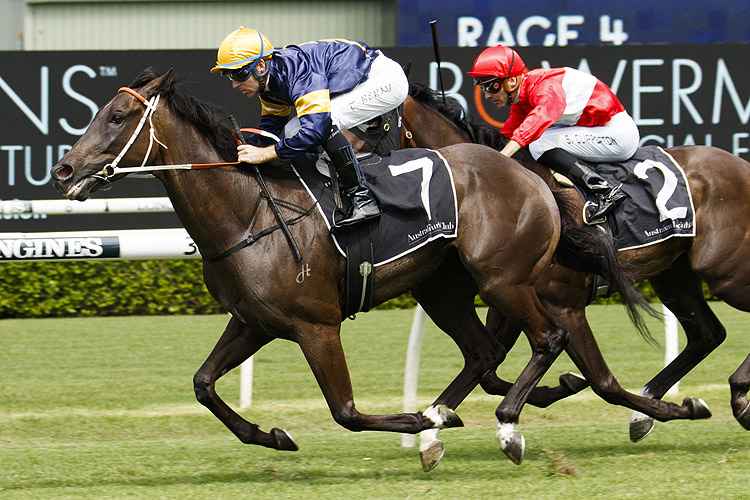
[2,304,749,499]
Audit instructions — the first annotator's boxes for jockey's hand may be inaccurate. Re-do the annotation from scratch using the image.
[237,144,279,164]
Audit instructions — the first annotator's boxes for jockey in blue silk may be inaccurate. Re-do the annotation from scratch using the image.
[212,27,409,231]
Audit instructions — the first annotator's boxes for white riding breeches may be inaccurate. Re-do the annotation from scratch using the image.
[528,111,640,162]
[284,51,409,137]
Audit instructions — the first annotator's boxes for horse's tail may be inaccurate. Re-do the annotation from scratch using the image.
[552,190,660,343]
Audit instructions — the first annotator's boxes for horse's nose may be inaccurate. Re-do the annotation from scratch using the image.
[51,163,74,181]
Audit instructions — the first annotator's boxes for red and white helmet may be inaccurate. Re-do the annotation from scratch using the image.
[467,45,525,80]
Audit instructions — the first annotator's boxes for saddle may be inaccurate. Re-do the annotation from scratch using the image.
[559,146,697,300]
[293,149,458,318]
[569,146,696,252]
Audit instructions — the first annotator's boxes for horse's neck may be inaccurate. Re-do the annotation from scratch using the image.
[152,123,264,258]
[404,97,470,148]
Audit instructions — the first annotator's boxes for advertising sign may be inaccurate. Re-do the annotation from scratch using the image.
[0,50,257,231]
[399,0,750,46]
[1,45,748,232]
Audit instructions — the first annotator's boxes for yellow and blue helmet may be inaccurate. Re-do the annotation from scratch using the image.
[211,27,274,75]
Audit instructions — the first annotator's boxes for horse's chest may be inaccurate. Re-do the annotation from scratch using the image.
[204,256,341,326]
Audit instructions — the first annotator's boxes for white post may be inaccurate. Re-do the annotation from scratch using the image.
[663,304,679,395]
[402,304,426,447]
[239,356,254,409]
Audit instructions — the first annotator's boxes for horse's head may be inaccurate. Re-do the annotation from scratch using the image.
[51,68,174,201]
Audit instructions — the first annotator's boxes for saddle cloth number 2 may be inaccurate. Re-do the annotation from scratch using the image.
[633,159,688,222]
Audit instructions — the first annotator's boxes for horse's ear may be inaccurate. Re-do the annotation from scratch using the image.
[402,61,412,79]
[141,68,176,98]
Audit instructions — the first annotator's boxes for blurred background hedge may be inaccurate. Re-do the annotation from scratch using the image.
[0,259,713,318]
[0,260,421,318]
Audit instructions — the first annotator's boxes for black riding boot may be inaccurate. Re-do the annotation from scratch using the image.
[538,148,626,224]
[325,128,381,232]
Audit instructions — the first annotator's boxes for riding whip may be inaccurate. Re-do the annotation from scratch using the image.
[229,115,303,262]
[430,20,448,105]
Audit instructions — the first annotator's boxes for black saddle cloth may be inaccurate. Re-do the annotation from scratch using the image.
[574,146,696,250]
[293,148,458,265]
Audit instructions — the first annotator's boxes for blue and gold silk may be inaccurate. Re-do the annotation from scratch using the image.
[258,39,377,158]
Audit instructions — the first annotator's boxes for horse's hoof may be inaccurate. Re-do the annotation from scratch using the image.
[629,411,655,442]
[559,372,589,394]
[684,397,712,420]
[734,400,750,430]
[420,439,445,472]
[438,406,464,428]
[424,405,464,429]
[497,422,525,465]
[271,427,298,451]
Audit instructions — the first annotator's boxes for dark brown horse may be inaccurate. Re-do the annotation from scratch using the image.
[48,68,643,470]
[404,83,750,448]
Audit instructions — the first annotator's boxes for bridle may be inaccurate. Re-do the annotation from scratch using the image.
[94,86,277,180]
[94,87,172,180]
[94,86,306,263]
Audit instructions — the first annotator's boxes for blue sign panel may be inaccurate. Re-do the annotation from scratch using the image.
[399,0,750,46]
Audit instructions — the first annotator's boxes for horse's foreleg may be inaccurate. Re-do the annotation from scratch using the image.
[553,307,702,442]
[295,323,432,434]
[193,315,298,451]
[487,286,570,465]
[480,307,589,406]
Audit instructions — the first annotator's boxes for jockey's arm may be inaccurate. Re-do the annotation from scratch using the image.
[500,139,522,158]
[237,144,279,164]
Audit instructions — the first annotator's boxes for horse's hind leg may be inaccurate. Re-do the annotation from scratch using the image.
[193,315,298,451]
[412,259,508,411]
[625,260,720,440]
[483,283,570,464]
[293,321,434,435]
[729,353,750,429]
[411,260,508,471]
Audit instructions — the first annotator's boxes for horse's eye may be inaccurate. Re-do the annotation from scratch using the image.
[110,112,124,125]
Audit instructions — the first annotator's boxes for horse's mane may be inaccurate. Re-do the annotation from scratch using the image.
[408,82,507,150]
[128,67,296,178]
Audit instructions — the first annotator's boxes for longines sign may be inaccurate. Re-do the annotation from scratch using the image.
[1,45,748,231]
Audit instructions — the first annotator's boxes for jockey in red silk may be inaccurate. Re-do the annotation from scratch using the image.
[469,45,640,224]
[212,27,408,231]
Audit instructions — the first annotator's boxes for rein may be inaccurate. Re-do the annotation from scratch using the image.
[105,86,309,262]
[96,88,282,179]
[95,87,240,179]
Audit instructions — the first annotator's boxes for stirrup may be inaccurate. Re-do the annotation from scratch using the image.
[331,197,381,233]
[582,201,606,225]
[583,188,625,225]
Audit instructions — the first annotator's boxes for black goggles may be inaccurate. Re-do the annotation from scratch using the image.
[220,65,253,82]
[473,77,503,94]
